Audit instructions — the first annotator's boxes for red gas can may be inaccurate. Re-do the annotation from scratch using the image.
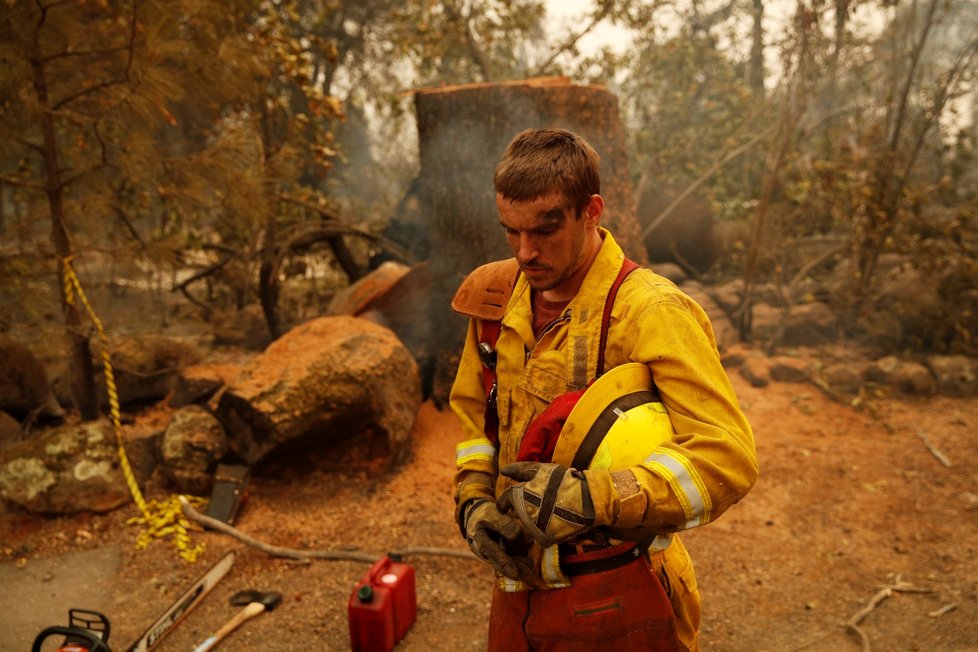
[348,555,417,651]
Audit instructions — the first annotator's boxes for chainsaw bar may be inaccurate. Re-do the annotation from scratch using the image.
[126,550,236,652]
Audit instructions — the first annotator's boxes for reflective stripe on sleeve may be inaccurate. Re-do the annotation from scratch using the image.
[642,448,712,529]
[456,438,497,466]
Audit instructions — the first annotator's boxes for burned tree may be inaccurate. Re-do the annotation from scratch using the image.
[414,77,647,399]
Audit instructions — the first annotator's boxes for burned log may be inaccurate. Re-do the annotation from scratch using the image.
[214,316,421,466]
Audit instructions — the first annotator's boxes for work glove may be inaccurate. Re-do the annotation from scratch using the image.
[498,462,596,548]
[463,499,535,582]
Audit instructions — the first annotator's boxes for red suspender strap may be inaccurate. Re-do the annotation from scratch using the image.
[596,258,640,377]
[480,257,639,444]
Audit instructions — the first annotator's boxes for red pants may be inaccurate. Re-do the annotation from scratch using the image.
[487,544,682,651]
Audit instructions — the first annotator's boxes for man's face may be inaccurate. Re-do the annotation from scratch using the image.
[496,191,600,300]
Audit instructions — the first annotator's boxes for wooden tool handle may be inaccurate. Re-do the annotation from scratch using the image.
[192,602,265,652]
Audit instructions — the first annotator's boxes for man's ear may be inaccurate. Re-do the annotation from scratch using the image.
[584,194,604,226]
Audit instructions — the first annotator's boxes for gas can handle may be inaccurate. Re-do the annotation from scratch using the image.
[368,555,392,583]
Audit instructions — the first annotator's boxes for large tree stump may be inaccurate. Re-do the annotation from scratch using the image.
[414,77,646,401]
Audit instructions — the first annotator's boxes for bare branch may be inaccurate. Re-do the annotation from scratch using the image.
[276,193,416,263]
[0,175,45,191]
[845,576,933,652]
[114,206,148,251]
[529,6,612,76]
[39,44,132,64]
[179,497,476,563]
[441,0,494,81]
[52,77,128,111]
[898,27,978,186]
[50,0,137,110]
[58,162,106,192]
[5,134,46,155]
[885,0,939,160]
[916,430,952,468]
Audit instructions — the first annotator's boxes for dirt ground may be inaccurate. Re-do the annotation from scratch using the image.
[3,345,977,652]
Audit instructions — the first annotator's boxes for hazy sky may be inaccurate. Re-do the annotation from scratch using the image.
[545,0,634,55]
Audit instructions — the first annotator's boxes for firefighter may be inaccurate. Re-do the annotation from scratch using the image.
[450,128,759,651]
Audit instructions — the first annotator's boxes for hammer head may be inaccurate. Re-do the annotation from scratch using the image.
[230,589,283,611]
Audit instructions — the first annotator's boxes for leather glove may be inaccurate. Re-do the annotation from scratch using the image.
[498,462,596,547]
[463,499,535,581]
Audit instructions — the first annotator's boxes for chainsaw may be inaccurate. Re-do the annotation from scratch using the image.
[32,608,113,652]
[31,551,235,652]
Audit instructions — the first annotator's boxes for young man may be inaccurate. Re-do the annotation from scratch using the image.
[450,128,758,651]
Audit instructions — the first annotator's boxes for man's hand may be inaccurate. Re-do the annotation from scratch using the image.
[463,499,534,581]
[498,462,596,547]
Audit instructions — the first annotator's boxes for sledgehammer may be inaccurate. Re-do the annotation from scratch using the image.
[191,589,282,652]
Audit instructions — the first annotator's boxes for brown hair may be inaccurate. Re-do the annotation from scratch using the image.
[493,128,600,215]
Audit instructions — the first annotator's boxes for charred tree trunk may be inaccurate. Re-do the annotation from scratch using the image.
[414,77,647,402]
[31,43,98,420]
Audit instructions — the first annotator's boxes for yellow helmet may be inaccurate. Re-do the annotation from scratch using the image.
[554,363,674,470]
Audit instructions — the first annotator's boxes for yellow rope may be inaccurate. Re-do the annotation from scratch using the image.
[61,257,204,562]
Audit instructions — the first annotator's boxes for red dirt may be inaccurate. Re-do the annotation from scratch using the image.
[3,346,977,651]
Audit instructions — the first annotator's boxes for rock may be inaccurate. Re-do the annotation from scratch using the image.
[751,301,838,347]
[328,261,434,398]
[823,363,865,394]
[890,362,936,396]
[739,358,770,388]
[721,351,747,369]
[710,279,744,316]
[171,363,242,408]
[780,302,838,346]
[99,335,203,406]
[0,335,64,420]
[926,355,978,397]
[159,406,228,495]
[215,316,422,466]
[0,411,22,450]
[865,355,901,385]
[864,356,937,396]
[769,358,809,383]
[0,419,153,513]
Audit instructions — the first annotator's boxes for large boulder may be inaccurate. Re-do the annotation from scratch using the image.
[0,335,64,420]
[170,362,243,408]
[97,335,203,406]
[0,419,156,513]
[215,316,422,466]
[750,301,839,347]
[926,355,978,397]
